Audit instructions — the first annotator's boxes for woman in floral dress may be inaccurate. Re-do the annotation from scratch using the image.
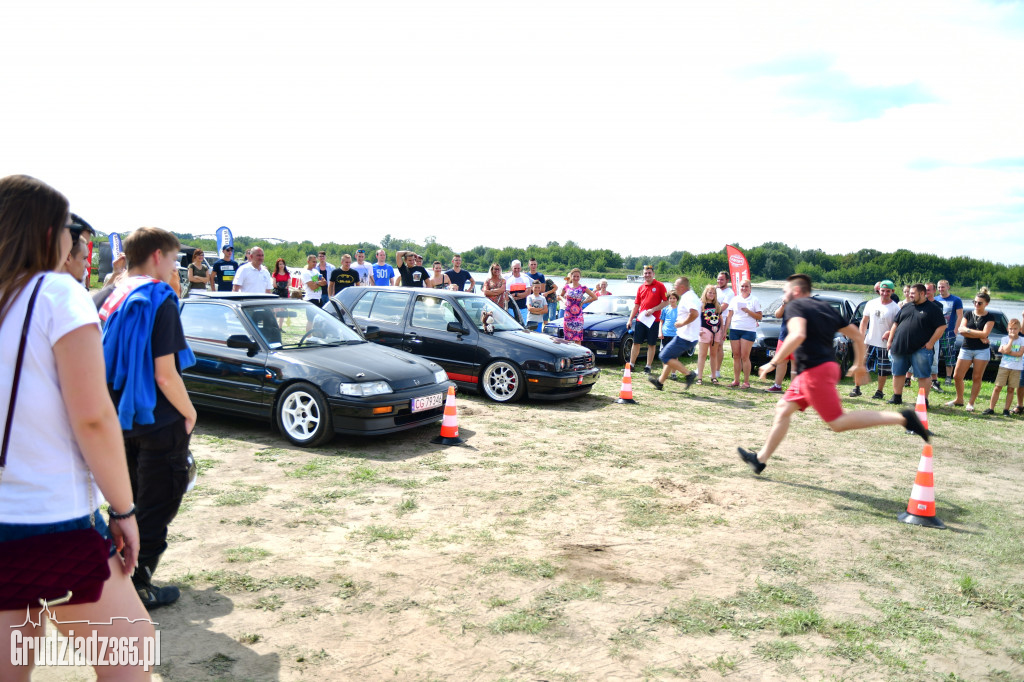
[560,268,597,344]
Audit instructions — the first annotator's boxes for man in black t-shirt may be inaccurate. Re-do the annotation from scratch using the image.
[329,253,359,296]
[396,249,429,287]
[886,283,947,406]
[100,227,198,609]
[738,274,929,475]
[211,245,237,291]
[444,254,475,292]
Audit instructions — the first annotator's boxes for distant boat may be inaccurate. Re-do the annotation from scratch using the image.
[626,274,644,283]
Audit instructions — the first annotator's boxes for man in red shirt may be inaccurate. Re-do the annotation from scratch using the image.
[626,265,668,373]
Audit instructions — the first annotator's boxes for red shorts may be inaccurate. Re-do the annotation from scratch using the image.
[783,361,842,423]
[774,339,794,362]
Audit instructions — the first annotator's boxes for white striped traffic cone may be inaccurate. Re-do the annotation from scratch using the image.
[898,390,945,529]
[616,363,637,404]
[431,385,464,445]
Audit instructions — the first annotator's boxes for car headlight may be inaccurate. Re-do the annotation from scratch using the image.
[434,369,448,384]
[556,357,572,372]
[339,381,393,397]
[543,326,559,336]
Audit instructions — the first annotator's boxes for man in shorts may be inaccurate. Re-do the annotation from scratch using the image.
[849,279,900,400]
[886,283,947,406]
[738,274,929,475]
[649,277,700,390]
[626,265,668,373]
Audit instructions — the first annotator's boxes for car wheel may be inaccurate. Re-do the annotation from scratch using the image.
[276,382,334,447]
[619,336,634,365]
[480,360,526,403]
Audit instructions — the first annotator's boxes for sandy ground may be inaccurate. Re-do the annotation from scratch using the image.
[34,363,1024,681]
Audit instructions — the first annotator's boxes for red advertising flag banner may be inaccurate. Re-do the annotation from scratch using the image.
[726,245,750,292]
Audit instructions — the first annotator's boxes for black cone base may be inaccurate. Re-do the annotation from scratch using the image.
[616,398,637,404]
[431,435,464,446]
[897,511,946,530]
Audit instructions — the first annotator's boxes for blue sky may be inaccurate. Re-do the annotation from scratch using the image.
[1,0,1023,265]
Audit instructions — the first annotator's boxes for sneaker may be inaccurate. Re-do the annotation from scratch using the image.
[766,384,783,393]
[982,408,994,415]
[647,375,663,390]
[737,447,766,474]
[900,409,930,443]
[887,395,903,405]
[945,376,953,386]
[643,365,652,374]
[135,582,181,610]
[871,390,884,400]
[966,403,975,412]
[931,380,942,392]
[683,371,697,390]
[849,386,862,397]
[1003,409,1011,417]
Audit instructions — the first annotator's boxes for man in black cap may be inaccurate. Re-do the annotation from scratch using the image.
[212,244,238,292]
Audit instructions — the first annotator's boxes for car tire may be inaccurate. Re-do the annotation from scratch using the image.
[480,360,526,403]
[276,382,334,447]
[619,336,634,365]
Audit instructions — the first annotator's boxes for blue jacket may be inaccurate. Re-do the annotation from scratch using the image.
[102,279,196,431]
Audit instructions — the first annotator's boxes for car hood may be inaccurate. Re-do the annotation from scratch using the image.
[546,314,626,333]
[494,329,593,357]
[271,343,440,390]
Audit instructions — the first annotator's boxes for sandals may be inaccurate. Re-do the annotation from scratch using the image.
[1013,406,1023,415]
[729,382,740,388]
[695,379,703,385]
[741,382,751,389]
[711,378,720,385]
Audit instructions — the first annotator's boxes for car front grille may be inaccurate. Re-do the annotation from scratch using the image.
[572,356,595,371]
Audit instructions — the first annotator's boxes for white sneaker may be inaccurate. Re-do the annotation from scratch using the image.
[965,403,975,412]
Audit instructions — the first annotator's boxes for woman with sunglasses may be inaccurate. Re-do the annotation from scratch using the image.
[948,287,996,411]
[0,175,152,680]
[483,263,509,310]
[725,280,763,387]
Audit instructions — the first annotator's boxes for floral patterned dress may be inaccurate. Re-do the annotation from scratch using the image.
[562,285,586,343]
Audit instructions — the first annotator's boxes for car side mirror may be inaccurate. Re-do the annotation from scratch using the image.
[227,334,259,356]
[363,325,381,340]
[447,321,468,335]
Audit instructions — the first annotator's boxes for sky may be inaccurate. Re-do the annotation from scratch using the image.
[2,0,1023,265]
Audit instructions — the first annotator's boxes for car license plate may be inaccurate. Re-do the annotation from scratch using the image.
[411,393,444,413]
[766,349,775,357]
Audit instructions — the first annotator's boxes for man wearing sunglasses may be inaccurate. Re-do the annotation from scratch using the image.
[212,244,238,292]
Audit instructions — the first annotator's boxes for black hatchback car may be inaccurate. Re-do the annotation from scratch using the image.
[331,287,599,403]
[749,295,858,376]
[179,293,454,446]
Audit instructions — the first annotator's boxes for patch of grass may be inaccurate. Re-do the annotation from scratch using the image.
[196,457,220,476]
[233,516,270,527]
[348,464,380,483]
[254,447,288,462]
[488,607,559,635]
[224,546,271,563]
[286,457,339,479]
[238,632,262,644]
[763,553,816,576]
[300,488,355,504]
[707,654,738,675]
[481,557,559,580]
[329,574,368,600]
[382,476,422,489]
[191,570,318,593]
[214,483,270,507]
[623,499,671,528]
[253,595,284,611]
[395,496,418,517]
[359,524,415,544]
[753,639,802,662]
[201,652,236,675]
[485,596,519,609]
[776,609,825,636]
[536,580,603,606]
[654,598,734,635]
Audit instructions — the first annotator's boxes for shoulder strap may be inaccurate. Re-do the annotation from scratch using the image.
[1,275,46,468]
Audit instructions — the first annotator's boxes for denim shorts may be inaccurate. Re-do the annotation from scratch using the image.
[729,329,756,343]
[659,336,697,363]
[958,347,991,362]
[890,348,933,378]
[0,510,115,557]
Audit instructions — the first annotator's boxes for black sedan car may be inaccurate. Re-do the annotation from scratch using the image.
[541,295,636,363]
[749,295,858,376]
[331,287,599,403]
[179,293,454,446]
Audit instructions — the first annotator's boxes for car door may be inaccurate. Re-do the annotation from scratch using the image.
[404,294,480,384]
[179,302,270,414]
[355,290,411,350]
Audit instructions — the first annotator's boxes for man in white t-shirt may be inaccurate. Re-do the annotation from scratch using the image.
[505,260,534,314]
[352,249,372,285]
[714,271,734,380]
[649,277,702,390]
[232,247,273,294]
[300,254,322,302]
[850,279,901,400]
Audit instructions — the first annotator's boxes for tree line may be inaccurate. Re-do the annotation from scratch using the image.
[161,232,1024,292]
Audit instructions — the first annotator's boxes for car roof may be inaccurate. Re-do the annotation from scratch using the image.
[185,292,280,303]
[348,286,482,298]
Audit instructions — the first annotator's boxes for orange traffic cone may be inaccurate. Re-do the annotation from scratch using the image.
[898,390,945,529]
[431,385,464,446]
[616,363,637,404]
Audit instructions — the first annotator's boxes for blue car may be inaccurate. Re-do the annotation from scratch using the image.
[542,295,636,363]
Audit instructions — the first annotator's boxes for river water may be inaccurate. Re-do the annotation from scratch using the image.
[470,273,1024,321]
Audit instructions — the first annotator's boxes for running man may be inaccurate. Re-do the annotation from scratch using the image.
[738,274,929,475]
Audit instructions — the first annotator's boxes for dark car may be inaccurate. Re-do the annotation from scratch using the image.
[330,287,599,403]
[541,295,635,363]
[749,295,857,376]
[179,293,454,446]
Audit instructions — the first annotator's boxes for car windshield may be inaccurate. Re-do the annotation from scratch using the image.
[243,301,364,349]
[583,296,634,316]
[455,296,523,332]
